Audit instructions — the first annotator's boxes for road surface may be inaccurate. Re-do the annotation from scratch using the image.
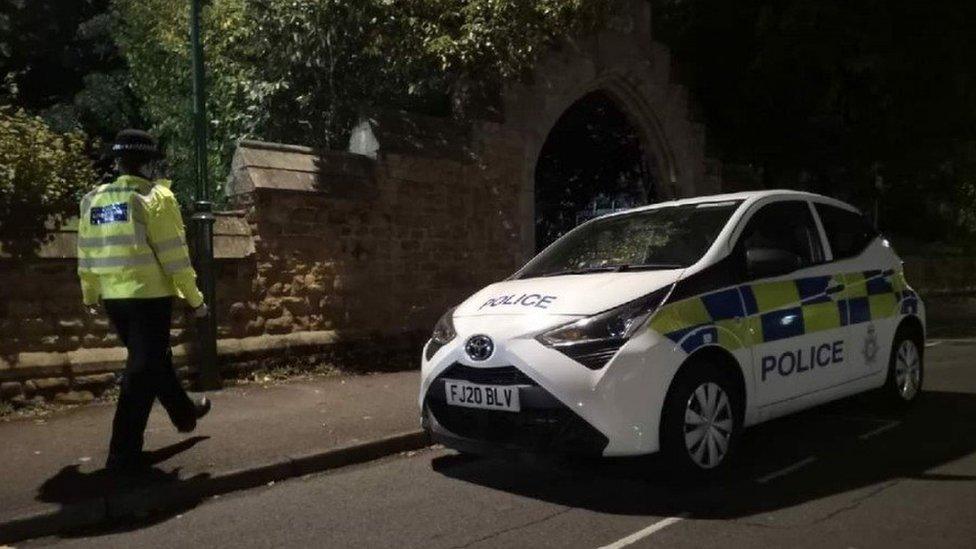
[22,340,976,548]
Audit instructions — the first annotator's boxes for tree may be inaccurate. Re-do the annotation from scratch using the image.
[0,108,97,256]
[1,1,142,140]
[653,0,976,249]
[110,0,611,204]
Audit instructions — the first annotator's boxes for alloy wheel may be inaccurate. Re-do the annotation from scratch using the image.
[683,382,734,469]
[895,339,922,401]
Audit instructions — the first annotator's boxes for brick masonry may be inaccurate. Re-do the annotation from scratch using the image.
[227,137,524,339]
[0,214,259,403]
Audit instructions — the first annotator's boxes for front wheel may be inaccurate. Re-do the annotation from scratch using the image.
[882,331,924,407]
[660,362,742,478]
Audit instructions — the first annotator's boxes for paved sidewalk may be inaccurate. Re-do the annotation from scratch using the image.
[0,370,424,542]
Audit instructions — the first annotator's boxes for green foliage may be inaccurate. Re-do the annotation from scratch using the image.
[653,0,976,248]
[0,1,142,144]
[111,0,611,204]
[0,109,97,256]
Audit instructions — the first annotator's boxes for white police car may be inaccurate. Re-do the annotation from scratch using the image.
[420,191,925,475]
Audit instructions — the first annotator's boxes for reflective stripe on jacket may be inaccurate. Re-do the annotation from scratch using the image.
[77,175,204,307]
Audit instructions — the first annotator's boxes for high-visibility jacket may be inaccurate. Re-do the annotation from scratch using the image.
[77,175,204,308]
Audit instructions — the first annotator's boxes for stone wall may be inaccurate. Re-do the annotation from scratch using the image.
[0,215,256,404]
[0,127,528,404]
[901,256,976,296]
[227,136,523,339]
[901,256,976,337]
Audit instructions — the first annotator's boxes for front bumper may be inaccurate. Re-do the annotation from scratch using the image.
[420,314,710,457]
[423,363,609,456]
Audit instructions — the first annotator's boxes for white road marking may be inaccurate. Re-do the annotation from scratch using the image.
[597,515,688,549]
[925,340,942,348]
[858,420,901,440]
[756,456,818,484]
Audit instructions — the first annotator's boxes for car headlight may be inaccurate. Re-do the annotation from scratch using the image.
[425,307,457,360]
[536,286,672,369]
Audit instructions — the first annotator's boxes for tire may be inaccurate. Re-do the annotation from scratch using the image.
[882,328,924,408]
[660,361,742,479]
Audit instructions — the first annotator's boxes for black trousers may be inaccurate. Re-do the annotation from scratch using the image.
[104,297,195,460]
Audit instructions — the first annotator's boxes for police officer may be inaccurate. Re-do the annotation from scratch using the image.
[78,129,212,472]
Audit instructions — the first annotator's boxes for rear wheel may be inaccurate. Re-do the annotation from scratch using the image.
[661,362,742,478]
[882,330,923,407]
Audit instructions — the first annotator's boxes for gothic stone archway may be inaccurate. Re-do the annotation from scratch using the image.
[534,90,658,250]
[479,0,721,260]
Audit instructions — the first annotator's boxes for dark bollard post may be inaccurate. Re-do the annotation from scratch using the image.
[190,0,221,389]
[192,201,221,389]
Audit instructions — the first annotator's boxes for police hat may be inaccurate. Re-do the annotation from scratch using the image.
[111,129,164,160]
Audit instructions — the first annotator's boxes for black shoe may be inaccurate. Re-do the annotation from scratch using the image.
[176,396,211,433]
[195,396,212,421]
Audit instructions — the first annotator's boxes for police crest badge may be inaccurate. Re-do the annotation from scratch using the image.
[863,324,879,364]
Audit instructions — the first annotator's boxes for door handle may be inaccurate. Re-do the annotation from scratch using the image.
[825,284,845,295]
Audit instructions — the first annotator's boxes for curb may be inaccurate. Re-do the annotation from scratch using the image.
[0,430,430,544]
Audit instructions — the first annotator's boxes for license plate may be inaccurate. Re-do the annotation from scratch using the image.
[443,379,520,412]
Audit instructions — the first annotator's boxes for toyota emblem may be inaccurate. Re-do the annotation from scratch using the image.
[465,335,494,361]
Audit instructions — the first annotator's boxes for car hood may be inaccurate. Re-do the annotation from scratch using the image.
[454,270,684,317]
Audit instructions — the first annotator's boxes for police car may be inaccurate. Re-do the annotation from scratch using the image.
[420,191,924,475]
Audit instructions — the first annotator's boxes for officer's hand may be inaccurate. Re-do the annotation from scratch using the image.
[85,303,102,316]
[194,303,210,319]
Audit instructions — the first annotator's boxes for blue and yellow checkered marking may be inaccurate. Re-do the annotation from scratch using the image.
[701,288,742,321]
[796,276,831,300]
[649,270,916,353]
[740,285,759,316]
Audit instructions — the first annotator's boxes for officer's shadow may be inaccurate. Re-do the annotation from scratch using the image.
[36,436,211,534]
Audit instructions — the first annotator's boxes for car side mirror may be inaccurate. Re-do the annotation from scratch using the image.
[746,247,802,278]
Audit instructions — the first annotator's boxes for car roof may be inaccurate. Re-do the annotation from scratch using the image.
[598,189,859,220]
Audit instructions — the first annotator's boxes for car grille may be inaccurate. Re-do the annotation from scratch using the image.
[438,363,537,386]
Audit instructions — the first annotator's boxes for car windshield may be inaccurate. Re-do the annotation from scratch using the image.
[517,201,743,279]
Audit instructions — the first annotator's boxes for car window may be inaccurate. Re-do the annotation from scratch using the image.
[738,201,824,267]
[517,201,742,279]
[814,203,878,260]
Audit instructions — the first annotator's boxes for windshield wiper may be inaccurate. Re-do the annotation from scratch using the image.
[538,263,683,277]
[615,263,684,271]
[539,266,619,277]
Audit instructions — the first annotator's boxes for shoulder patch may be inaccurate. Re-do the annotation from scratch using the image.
[90,203,129,225]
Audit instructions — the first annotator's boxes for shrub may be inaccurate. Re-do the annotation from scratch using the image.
[0,108,97,257]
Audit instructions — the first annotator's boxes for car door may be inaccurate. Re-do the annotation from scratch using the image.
[733,200,851,408]
[812,202,892,378]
